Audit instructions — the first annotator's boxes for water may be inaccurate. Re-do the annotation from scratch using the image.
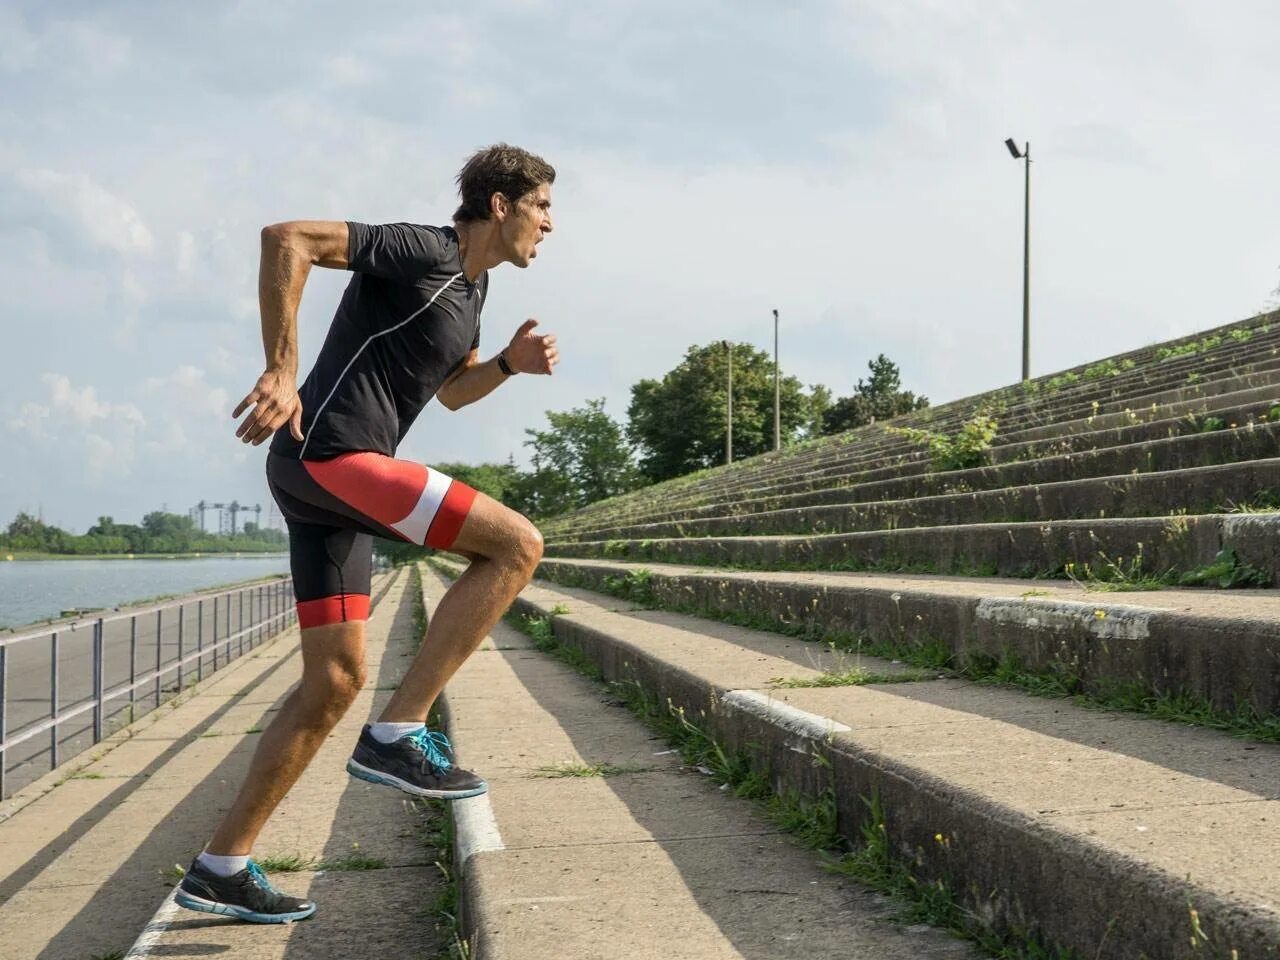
[0,555,291,630]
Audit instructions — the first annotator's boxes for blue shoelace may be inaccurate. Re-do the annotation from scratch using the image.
[245,860,279,893]
[405,728,454,772]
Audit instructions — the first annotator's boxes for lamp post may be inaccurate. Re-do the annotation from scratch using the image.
[772,308,780,452]
[722,339,733,465]
[1005,137,1031,382]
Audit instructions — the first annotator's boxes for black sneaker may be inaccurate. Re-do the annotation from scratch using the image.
[175,858,316,923]
[346,725,488,799]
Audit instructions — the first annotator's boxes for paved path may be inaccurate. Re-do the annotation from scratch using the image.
[0,567,444,960]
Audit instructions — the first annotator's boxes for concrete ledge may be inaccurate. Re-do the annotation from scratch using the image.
[484,571,1280,960]
[535,556,1280,715]
[546,511,1280,590]
[559,455,1280,544]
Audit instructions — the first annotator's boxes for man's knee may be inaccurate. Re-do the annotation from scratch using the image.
[300,656,366,723]
[494,514,540,576]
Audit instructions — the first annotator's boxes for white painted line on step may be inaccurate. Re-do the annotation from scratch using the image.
[123,889,180,959]
[724,690,852,740]
[454,793,505,866]
[976,597,1151,640]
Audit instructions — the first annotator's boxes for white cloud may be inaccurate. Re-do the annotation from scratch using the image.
[15,168,154,255]
[4,1,1280,529]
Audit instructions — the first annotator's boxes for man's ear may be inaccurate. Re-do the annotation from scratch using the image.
[490,192,508,221]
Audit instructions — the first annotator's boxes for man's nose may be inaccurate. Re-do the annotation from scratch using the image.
[542,215,554,234]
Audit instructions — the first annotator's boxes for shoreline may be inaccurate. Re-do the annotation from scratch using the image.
[2,551,289,562]
[0,568,293,635]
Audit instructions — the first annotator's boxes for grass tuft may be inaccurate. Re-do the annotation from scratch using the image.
[530,762,647,778]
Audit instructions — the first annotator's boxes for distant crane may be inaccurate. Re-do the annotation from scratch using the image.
[189,500,263,535]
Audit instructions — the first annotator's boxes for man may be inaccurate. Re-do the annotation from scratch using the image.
[175,144,558,923]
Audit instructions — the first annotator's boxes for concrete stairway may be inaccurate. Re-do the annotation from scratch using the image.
[430,558,1280,960]
[542,311,1280,587]
[489,309,1280,958]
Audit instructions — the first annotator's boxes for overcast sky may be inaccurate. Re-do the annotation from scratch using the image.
[3,0,1278,533]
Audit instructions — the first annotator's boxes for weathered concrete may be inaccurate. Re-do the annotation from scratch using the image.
[560,454,1280,546]
[451,564,1280,960]
[547,510,1280,591]
[534,556,1280,716]
[423,567,979,960]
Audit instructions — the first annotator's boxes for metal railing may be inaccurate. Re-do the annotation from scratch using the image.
[0,577,296,799]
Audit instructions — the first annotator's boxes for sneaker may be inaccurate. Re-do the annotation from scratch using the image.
[175,858,316,924]
[346,724,488,799]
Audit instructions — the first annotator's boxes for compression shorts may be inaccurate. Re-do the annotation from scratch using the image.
[266,451,478,628]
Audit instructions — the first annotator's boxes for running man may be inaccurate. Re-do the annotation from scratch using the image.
[175,144,557,923]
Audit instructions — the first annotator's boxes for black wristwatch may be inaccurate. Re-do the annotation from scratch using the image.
[497,351,515,376]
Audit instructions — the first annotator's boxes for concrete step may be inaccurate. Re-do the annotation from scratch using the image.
[548,377,1280,539]
[548,505,1280,594]
[421,567,978,960]
[560,455,1280,542]
[444,562,1280,960]
[532,555,1280,716]
[0,568,443,960]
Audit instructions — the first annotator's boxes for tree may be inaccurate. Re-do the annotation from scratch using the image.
[627,342,813,482]
[433,460,524,504]
[822,354,929,435]
[520,398,639,517]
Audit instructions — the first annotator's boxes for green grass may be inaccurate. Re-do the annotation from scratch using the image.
[415,798,471,960]
[530,761,648,778]
[768,667,927,688]
[257,850,388,872]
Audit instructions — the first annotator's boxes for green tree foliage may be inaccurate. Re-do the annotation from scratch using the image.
[823,354,929,435]
[518,398,640,518]
[627,343,815,482]
[0,510,286,556]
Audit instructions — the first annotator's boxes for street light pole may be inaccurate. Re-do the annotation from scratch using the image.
[1005,137,1031,381]
[772,308,780,452]
[722,339,733,465]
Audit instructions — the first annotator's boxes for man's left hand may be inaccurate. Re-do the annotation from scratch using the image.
[506,319,559,375]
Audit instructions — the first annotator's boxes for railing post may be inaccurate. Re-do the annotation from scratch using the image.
[93,618,104,744]
[155,608,163,708]
[224,591,231,661]
[177,601,185,693]
[1,645,8,799]
[129,615,137,708]
[238,589,245,657]
[50,632,59,770]
[197,599,204,681]
[212,595,219,671]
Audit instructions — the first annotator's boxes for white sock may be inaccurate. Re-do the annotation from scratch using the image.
[197,851,250,877]
[370,721,425,744]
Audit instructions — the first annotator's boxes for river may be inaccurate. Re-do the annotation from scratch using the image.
[0,555,292,630]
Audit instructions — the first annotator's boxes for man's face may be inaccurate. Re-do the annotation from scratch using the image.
[499,182,553,268]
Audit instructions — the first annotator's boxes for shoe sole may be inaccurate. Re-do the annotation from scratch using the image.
[346,758,488,799]
[174,889,316,924]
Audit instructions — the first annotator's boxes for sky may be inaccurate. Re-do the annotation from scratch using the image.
[2,0,1278,533]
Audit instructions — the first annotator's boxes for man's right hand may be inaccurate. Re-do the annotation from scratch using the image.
[233,368,304,445]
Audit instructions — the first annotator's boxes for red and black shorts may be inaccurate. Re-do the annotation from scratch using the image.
[266,451,478,628]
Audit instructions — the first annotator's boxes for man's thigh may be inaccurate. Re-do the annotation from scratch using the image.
[447,491,540,561]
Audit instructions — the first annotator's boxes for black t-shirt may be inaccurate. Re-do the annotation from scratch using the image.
[271,222,488,461]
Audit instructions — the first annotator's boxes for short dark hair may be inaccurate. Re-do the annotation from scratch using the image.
[453,144,556,223]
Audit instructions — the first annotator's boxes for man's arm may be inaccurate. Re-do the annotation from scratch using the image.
[233,221,349,445]
[436,319,560,410]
